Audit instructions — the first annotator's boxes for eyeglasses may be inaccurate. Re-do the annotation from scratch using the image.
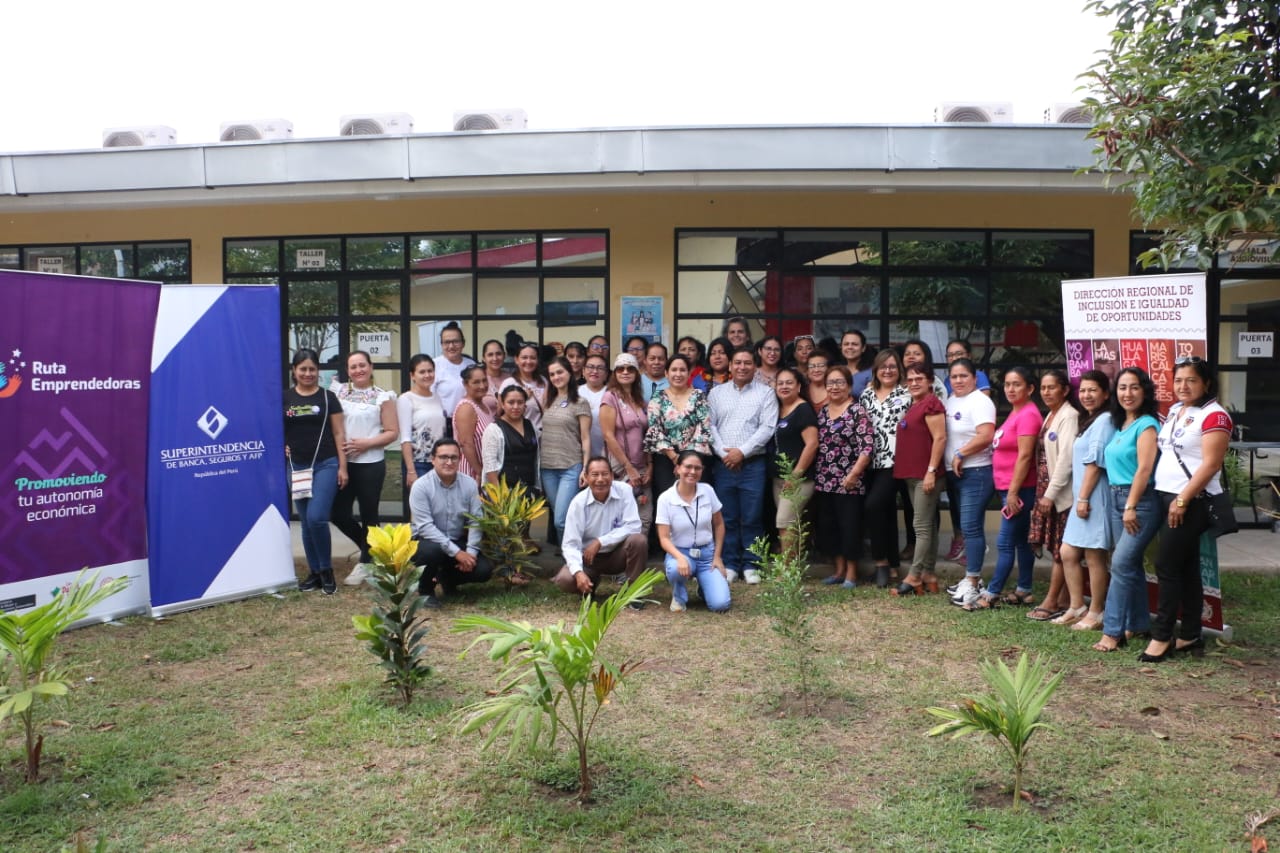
[825,381,848,388]
[1175,355,1205,366]
[761,346,782,353]
[589,342,608,351]
[441,338,464,346]
[946,351,967,359]
[433,454,460,462]
[808,363,828,370]
[585,364,606,371]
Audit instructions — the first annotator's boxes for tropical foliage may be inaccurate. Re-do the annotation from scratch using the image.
[465,476,548,583]
[0,571,128,782]
[351,524,430,706]
[451,569,664,801]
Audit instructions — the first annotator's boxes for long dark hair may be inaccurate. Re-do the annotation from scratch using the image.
[544,356,581,407]
[1040,368,1083,417]
[1075,369,1111,431]
[1109,367,1158,428]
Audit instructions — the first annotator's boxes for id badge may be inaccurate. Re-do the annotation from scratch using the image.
[689,547,702,559]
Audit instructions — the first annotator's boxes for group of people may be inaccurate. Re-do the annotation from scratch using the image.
[285,319,1234,660]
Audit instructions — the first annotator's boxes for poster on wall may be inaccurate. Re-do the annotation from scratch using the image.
[620,297,663,343]
[0,270,158,621]
[1061,272,1227,634]
[147,286,293,616]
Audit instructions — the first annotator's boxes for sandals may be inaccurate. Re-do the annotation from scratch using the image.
[1092,634,1128,653]
[1051,605,1089,626]
[1026,605,1062,622]
[1072,613,1104,631]
[892,580,923,597]
[1001,590,1036,606]
[962,593,999,612]
[921,576,940,594]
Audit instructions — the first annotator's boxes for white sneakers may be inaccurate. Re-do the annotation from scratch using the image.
[743,569,761,585]
[670,598,686,612]
[344,563,370,586]
[949,578,984,608]
[724,569,740,584]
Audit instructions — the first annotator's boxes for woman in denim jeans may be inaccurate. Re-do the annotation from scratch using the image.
[944,359,996,606]
[1095,367,1160,653]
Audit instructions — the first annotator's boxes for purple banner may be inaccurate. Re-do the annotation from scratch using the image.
[0,271,159,589]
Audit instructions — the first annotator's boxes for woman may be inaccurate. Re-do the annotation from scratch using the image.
[676,336,708,390]
[478,339,509,416]
[815,365,873,589]
[432,321,476,419]
[772,367,819,550]
[332,350,398,586]
[1094,367,1160,653]
[1025,370,1081,620]
[859,348,912,587]
[625,335,649,362]
[500,342,547,435]
[755,335,784,389]
[805,350,832,409]
[563,341,587,384]
[285,349,347,595]
[481,384,541,577]
[892,363,948,594]
[968,366,1042,610]
[657,450,731,613]
[453,365,494,481]
[945,358,997,606]
[840,330,873,397]
[539,357,592,542]
[579,352,610,457]
[1140,358,1232,662]
[724,316,753,350]
[397,353,446,488]
[1055,370,1116,629]
[600,353,654,534]
[791,334,816,370]
[897,340,942,559]
[644,354,714,501]
[704,337,733,389]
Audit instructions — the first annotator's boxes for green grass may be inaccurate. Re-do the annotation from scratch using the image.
[2,570,1278,851]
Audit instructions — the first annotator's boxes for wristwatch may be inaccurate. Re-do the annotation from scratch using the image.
[953,450,964,460]
[926,466,937,474]
[1175,497,1186,508]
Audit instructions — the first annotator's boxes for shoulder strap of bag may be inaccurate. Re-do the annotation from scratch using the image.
[309,390,328,468]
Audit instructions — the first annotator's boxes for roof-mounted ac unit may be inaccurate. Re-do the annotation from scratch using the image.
[102,125,177,148]
[1044,103,1092,125]
[452,108,528,131]
[935,102,1013,123]
[219,119,294,142]
[339,113,413,136]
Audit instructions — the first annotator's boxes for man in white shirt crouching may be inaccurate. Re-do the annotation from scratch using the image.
[552,457,647,601]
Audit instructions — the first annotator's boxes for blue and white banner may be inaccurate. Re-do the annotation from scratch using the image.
[147,285,293,615]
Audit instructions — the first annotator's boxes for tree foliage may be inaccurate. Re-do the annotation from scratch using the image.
[1083,0,1280,269]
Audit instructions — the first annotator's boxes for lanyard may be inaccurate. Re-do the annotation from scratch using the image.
[681,493,705,547]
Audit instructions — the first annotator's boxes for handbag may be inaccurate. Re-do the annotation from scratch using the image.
[291,390,329,501]
[1166,409,1238,538]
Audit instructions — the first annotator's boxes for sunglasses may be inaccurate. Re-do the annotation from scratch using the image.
[793,334,815,343]
[1175,355,1205,366]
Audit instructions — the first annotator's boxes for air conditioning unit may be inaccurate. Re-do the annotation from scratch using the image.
[452,108,528,131]
[338,113,414,136]
[219,119,294,142]
[1044,102,1092,125]
[102,125,177,148]
[935,102,1014,124]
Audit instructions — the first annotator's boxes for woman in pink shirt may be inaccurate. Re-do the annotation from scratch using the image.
[966,366,1043,610]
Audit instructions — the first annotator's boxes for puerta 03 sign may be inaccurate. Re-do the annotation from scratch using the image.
[147,286,293,615]
[0,270,159,620]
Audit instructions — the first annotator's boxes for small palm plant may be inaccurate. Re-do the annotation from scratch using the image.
[452,569,663,802]
[0,571,128,783]
[351,523,430,706]
[465,476,548,584]
[926,652,1065,810]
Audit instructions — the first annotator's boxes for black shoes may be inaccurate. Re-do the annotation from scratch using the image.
[319,569,337,595]
[298,573,322,592]
[1138,636,1204,663]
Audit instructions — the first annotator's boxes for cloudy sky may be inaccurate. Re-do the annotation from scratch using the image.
[2,0,1114,152]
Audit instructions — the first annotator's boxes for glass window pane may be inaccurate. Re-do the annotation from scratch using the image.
[678,230,778,267]
[289,322,340,365]
[986,319,1067,368]
[1218,278,1280,439]
[992,272,1065,317]
[477,318,540,355]
[783,230,882,266]
[347,236,404,271]
[411,235,473,266]
[541,233,607,268]
[350,279,401,315]
[138,242,191,282]
[889,275,986,315]
[349,322,402,364]
[288,280,338,316]
[543,321,606,358]
[887,231,985,266]
[476,234,537,268]
[408,319,475,360]
[814,275,880,316]
[477,275,537,315]
[25,247,74,274]
[285,237,341,272]
[0,249,18,269]
[230,276,279,285]
[226,239,279,274]
[543,277,604,331]
[410,272,472,316]
[79,245,134,278]
[992,231,1091,270]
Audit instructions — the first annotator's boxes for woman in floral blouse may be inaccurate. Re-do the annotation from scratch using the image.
[644,354,714,500]
[859,348,912,587]
[815,364,873,589]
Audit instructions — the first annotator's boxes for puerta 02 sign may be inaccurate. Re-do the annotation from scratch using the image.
[147,285,293,615]
[0,270,159,619]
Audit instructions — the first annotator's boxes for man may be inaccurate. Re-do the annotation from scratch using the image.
[707,347,778,584]
[409,438,494,607]
[641,341,669,401]
[552,457,647,601]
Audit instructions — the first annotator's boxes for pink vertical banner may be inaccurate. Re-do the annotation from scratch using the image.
[1147,338,1176,415]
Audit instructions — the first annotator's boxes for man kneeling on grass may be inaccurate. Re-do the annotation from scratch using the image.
[409,438,494,608]
[552,457,647,606]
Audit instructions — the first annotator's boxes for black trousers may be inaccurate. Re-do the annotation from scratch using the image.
[1152,492,1211,642]
[864,468,900,566]
[331,460,385,563]
[414,538,495,596]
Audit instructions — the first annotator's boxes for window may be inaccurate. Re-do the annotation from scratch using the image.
[0,241,192,283]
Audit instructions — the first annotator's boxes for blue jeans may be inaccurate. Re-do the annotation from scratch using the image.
[1102,486,1158,638]
[664,547,731,612]
[293,456,338,573]
[541,464,583,540]
[714,455,766,573]
[987,486,1037,596]
[947,466,994,578]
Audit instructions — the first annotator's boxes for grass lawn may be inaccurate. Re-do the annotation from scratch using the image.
[3,560,1279,852]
